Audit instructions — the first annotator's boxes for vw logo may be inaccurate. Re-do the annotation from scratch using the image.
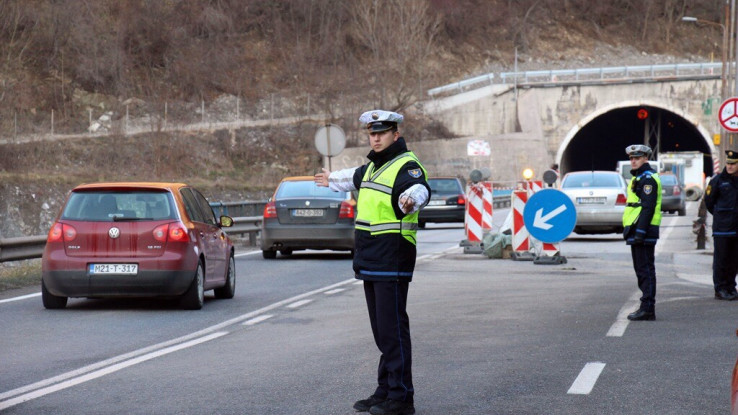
[305,201,310,206]
[589,191,593,196]
[108,227,121,239]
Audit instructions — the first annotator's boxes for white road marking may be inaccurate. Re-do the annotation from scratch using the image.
[0,293,40,304]
[607,291,641,337]
[567,362,606,395]
[234,250,263,257]
[242,314,274,326]
[0,278,357,406]
[0,331,228,411]
[286,299,313,309]
[324,288,345,295]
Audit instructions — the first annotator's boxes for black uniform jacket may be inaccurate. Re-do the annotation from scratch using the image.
[351,137,430,282]
[625,163,660,245]
[704,168,738,237]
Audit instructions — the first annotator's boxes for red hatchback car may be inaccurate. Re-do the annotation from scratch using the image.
[41,182,235,310]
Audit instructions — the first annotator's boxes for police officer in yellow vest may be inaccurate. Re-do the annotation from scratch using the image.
[314,109,429,415]
[623,144,662,321]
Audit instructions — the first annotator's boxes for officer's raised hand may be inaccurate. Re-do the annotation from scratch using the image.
[314,168,330,187]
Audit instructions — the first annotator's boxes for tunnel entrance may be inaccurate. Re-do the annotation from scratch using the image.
[559,105,714,178]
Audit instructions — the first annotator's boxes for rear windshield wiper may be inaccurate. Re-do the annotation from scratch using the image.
[113,216,153,221]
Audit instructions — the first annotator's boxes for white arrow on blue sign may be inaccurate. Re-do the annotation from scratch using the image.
[522,189,577,243]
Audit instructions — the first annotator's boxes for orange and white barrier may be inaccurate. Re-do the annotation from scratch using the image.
[465,182,493,243]
[512,190,531,255]
[512,181,560,261]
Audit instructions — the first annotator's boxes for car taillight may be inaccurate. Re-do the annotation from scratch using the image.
[152,223,190,242]
[615,194,627,205]
[63,224,77,241]
[339,201,355,218]
[263,201,277,218]
[153,224,168,242]
[672,186,681,195]
[48,223,77,242]
[457,194,466,205]
[47,223,63,242]
[168,224,189,242]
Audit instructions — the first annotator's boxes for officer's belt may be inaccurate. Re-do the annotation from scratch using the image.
[356,220,418,232]
[626,202,642,207]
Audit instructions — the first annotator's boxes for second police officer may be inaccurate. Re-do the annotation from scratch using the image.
[622,144,662,321]
[704,150,738,301]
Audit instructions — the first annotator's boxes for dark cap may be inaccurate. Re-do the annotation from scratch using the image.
[726,150,738,164]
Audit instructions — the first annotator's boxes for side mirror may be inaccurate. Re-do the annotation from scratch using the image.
[220,215,233,227]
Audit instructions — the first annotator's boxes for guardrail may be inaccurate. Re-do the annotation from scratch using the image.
[427,61,724,97]
[0,196,512,263]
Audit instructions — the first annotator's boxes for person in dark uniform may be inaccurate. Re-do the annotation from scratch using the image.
[622,144,662,321]
[704,150,738,301]
[314,109,430,415]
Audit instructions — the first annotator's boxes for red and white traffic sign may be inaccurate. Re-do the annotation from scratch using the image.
[719,97,738,132]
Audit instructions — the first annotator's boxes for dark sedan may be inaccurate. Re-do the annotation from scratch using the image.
[260,176,356,258]
[418,177,466,228]
[660,173,686,216]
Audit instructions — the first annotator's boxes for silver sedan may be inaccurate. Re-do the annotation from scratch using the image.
[560,170,628,235]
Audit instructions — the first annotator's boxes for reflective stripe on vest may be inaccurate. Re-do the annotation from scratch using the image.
[356,152,427,243]
[622,171,662,226]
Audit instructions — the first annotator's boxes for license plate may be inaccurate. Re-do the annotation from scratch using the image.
[428,200,446,206]
[89,264,138,275]
[576,197,606,204]
[292,209,324,217]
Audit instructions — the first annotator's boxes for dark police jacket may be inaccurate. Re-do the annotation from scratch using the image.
[624,163,661,245]
[704,168,738,237]
[350,137,430,282]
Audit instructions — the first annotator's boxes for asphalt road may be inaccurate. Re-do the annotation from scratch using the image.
[1,202,735,415]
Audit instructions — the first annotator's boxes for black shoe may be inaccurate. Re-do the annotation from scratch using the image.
[354,395,386,412]
[369,399,415,415]
[627,309,655,321]
[715,290,737,301]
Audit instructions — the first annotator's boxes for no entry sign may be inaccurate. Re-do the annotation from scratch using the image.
[719,97,738,132]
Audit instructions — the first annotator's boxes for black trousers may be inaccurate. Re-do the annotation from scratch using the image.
[363,280,413,403]
[712,237,738,293]
[631,244,656,312]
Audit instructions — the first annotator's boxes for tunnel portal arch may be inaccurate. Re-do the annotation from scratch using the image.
[556,101,716,178]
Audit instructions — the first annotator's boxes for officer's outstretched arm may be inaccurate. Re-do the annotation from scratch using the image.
[314,167,358,192]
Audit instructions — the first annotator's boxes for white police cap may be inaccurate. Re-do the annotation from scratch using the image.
[625,144,652,157]
[359,110,403,132]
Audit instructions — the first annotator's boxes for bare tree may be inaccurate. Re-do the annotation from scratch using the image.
[350,0,441,111]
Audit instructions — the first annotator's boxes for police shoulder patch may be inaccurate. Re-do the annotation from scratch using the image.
[643,184,653,195]
[407,168,422,178]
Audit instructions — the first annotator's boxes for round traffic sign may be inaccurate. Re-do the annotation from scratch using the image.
[522,189,576,243]
[314,124,346,156]
[719,98,738,132]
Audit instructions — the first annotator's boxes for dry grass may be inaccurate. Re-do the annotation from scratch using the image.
[0,259,41,292]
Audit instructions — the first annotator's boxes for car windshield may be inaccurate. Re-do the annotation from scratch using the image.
[62,190,177,221]
[276,180,347,200]
[429,179,462,194]
[660,175,677,185]
[562,173,622,188]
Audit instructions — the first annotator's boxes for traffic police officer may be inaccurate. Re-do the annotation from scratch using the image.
[623,144,662,321]
[314,109,430,415]
[704,150,738,300]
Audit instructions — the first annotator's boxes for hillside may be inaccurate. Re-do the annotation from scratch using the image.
[0,0,726,238]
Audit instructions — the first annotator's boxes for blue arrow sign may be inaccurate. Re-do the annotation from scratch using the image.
[522,189,577,243]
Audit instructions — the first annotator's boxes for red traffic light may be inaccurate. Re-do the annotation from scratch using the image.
[637,108,649,120]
